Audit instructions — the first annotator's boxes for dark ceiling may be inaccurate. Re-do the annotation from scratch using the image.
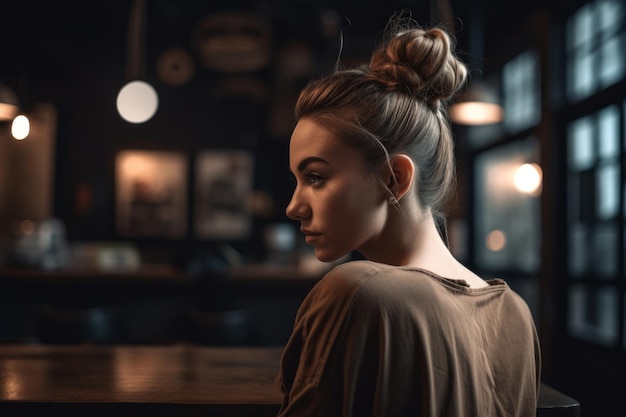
[0,0,544,73]
[0,0,559,107]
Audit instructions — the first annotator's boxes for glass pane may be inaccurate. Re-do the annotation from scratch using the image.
[569,3,594,48]
[596,162,619,219]
[568,0,594,101]
[592,222,618,278]
[525,55,541,127]
[568,116,595,171]
[566,0,626,101]
[575,52,594,100]
[598,106,619,159]
[600,35,625,88]
[598,0,623,35]
[568,284,618,346]
[474,139,541,273]
[503,50,540,133]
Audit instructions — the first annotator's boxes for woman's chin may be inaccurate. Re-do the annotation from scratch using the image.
[314,249,348,264]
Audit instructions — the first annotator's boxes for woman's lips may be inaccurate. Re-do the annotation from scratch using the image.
[304,233,320,244]
[301,229,321,244]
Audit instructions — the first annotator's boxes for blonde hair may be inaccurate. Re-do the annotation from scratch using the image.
[294,14,468,223]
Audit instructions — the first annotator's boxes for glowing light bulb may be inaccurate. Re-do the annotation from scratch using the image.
[116,80,158,123]
[11,114,30,140]
[514,163,542,195]
[486,230,507,251]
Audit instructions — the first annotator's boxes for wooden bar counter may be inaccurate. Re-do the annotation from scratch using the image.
[0,343,283,416]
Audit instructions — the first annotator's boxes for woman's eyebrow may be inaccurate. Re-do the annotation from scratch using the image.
[297,156,329,173]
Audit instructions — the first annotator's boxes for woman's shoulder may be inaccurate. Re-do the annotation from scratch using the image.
[327,259,386,276]
[326,259,444,285]
[316,260,438,298]
[292,261,387,337]
[320,259,391,288]
[320,260,499,302]
[311,260,380,297]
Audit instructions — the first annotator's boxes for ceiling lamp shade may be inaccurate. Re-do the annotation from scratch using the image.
[448,81,504,126]
[0,82,19,121]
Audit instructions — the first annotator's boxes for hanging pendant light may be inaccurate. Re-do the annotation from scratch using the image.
[117,80,158,124]
[11,114,30,140]
[1,78,32,140]
[0,81,20,121]
[116,0,158,124]
[448,80,504,125]
[436,0,504,126]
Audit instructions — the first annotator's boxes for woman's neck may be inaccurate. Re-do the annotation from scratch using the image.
[362,205,488,287]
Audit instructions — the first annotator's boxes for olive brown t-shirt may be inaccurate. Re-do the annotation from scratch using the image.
[277,260,541,417]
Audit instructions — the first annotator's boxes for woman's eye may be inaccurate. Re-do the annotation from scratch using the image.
[305,173,324,185]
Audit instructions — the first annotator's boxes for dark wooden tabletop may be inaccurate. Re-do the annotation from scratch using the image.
[0,343,579,417]
[0,343,283,416]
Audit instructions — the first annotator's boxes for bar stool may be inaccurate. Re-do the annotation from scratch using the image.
[537,382,581,416]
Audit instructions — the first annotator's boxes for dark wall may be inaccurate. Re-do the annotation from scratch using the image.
[1,1,349,263]
[52,62,288,262]
[0,0,508,262]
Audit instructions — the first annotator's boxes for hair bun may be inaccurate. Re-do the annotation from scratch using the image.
[369,25,467,107]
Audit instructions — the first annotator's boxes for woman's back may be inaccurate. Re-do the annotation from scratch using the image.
[277,260,541,417]
[280,15,540,416]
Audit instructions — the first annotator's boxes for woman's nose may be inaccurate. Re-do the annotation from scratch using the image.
[285,189,308,220]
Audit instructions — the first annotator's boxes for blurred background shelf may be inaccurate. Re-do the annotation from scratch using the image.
[0,263,326,346]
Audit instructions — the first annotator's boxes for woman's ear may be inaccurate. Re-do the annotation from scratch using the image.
[387,154,415,201]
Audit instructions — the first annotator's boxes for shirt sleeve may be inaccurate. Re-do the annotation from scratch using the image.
[277,262,418,417]
[276,263,373,416]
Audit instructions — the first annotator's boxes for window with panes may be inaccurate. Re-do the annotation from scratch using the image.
[564,0,625,348]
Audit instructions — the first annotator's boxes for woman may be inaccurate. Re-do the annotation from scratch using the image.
[278,14,541,417]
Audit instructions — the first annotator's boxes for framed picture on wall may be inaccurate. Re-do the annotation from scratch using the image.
[115,150,187,239]
[194,150,254,240]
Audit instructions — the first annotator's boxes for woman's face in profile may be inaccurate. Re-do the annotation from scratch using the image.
[286,118,388,262]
